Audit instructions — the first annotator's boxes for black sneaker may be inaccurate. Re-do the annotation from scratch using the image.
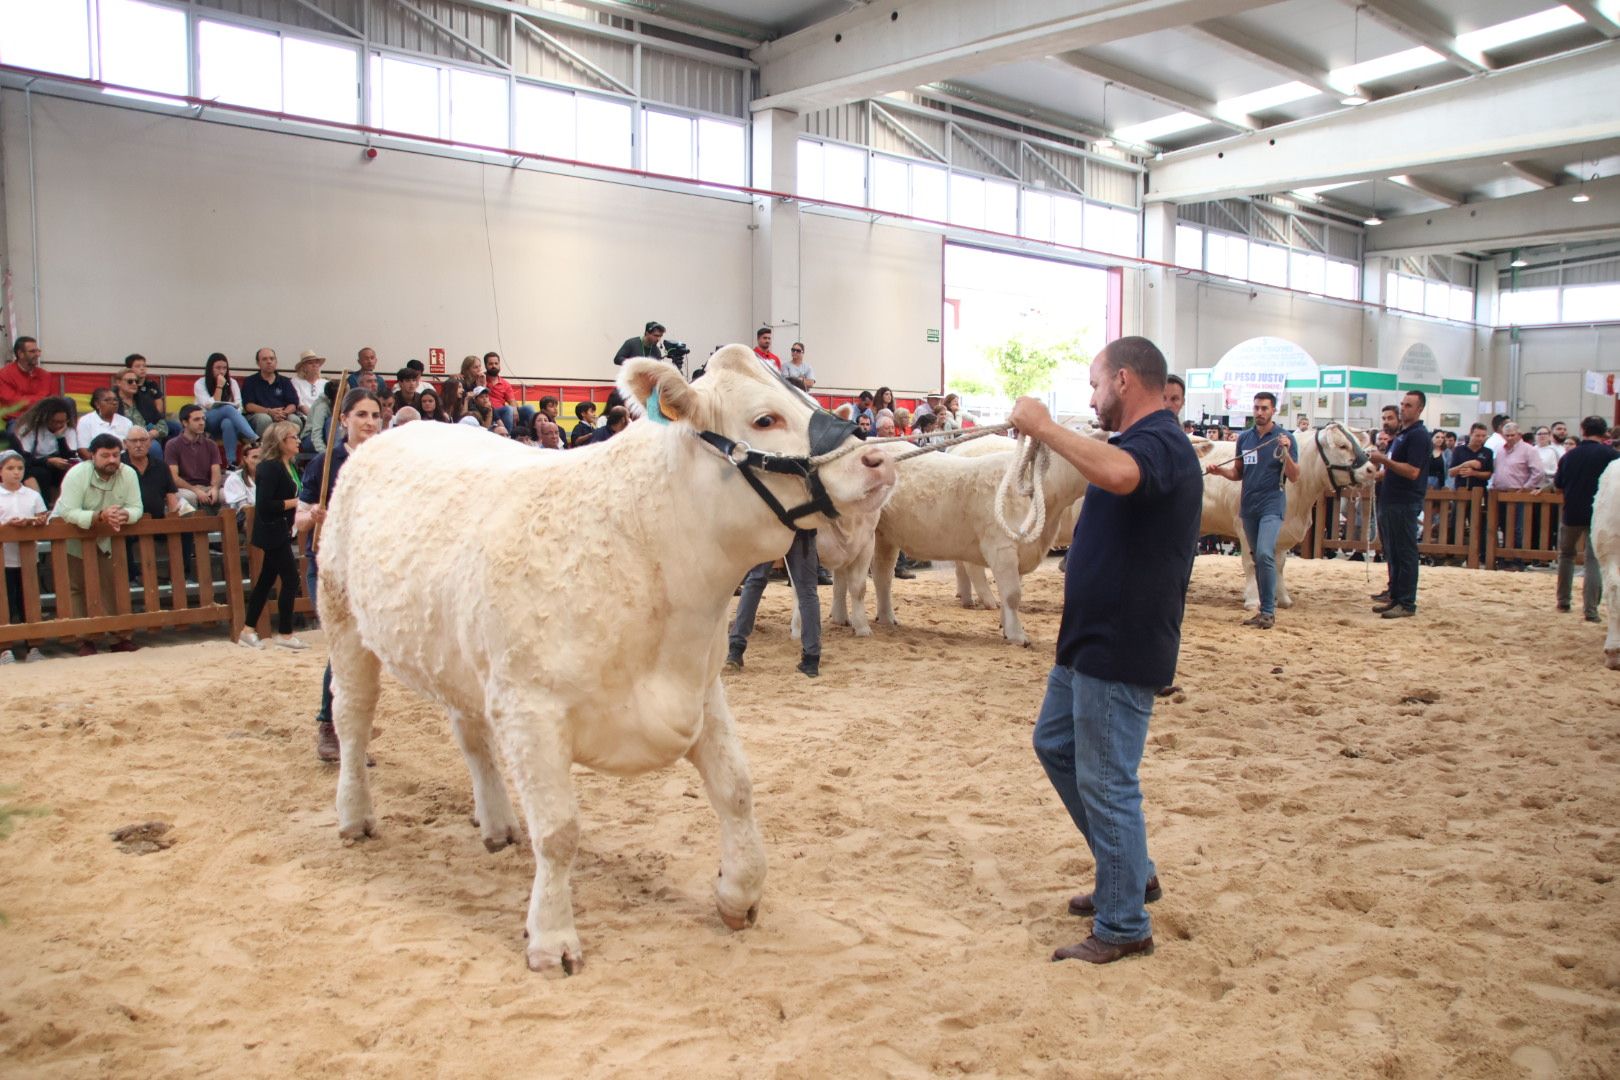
[724,647,745,672]
[817,567,834,586]
[893,564,916,580]
[796,653,820,678]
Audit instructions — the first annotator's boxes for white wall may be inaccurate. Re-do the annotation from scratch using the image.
[1501,323,1620,429]
[1,90,757,382]
[798,213,942,394]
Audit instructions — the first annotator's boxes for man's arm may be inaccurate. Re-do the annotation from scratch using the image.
[118,468,145,524]
[1008,397,1140,496]
[53,466,97,529]
[209,463,223,500]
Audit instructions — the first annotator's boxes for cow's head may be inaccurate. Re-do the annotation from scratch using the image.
[1314,422,1379,494]
[621,346,897,530]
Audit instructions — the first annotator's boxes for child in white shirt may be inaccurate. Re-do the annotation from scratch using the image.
[0,449,49,663]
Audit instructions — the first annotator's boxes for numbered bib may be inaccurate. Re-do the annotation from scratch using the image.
[1243,451,1258,466]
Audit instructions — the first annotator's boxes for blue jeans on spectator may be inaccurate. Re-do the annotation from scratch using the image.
[1240,511,1284,616]
[1378,500,1421,611]
[1033,666,1157,944]
[205,404,256,464]
[492,405,535,437]
[729,529,820,658]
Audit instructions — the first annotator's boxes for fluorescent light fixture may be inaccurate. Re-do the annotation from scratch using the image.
[1455,7,1582,55]
[1296,181,1360,196]
[1111,111,1206,145]
[1509,257,1528,268]
[1571,191,1591,203]
[1364,215,1383,226]
[1218,81,1318,115]
[1328,46,1444,94]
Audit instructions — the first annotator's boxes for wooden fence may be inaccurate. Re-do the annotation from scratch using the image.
[1306,489,1564,569]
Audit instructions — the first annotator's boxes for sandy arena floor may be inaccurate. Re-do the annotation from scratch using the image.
[2,555,1618,1078]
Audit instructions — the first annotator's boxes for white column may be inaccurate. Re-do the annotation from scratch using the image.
[1141,202,1178,366]
[751,108,801,342]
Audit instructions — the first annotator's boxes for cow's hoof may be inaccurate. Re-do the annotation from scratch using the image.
[720,903,759,931]
[1606,648,1620,671]
[852,624,871,638]
[483,828,518,853]
[1277,596,1295,610]
[338,818,376,842]
[527,936,584,977]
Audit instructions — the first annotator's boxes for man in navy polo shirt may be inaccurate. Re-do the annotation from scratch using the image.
[1204,391,1299,629]
[1554,415,1620,620]
[1370,390,1431,618]
[1011,336,1202,965]
[242,347,304,438]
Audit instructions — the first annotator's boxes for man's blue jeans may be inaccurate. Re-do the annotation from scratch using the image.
[1378,500,1421,610]
[1241,511,1284,616]
[1032,665,1156,944]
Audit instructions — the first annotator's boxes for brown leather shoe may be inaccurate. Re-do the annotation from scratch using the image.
[315,721,341,763]
[1069,875,1161,917]
[1371,600,1398,613]
[1052,933,1155,964]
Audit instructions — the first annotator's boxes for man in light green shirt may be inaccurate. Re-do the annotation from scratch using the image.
[53,433,144,654]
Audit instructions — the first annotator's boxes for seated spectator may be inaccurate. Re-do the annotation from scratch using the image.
[289,351,327,417]
[0,336,51,415]
[377,393,394,429]
[52,434,144,655]
[570,402,598,447]
[356,369,383,397]
[76,388,133,456]
[346,346,386,391]
[118,354,175,443]
[460,386,506,434]
[241,347,303,438]
[482,351,533,437]
[416,388,450,424]
[169,403,225,512]
[306,378,340,452]
[0,449,48,664]
[223,443,260,513]
[893,407,913,436]
[405,358,426,381]
[875,412,897,437]
[591,405,629,444]
[390,405,420,428]
[238,421,307,651]
[914,411,940,445]
[194,352,258,466]
[121,427,177,521]
[939,394,964,431]
[526,395,562,446]
[15,396,79,506]
[391,367,422,414]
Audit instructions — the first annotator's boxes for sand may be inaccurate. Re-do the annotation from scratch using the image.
[2,555,1618,1078]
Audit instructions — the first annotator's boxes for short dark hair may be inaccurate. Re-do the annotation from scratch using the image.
[179,403,202,422]
[756,327,772,339]
[1382,405,1399,416]
[605,405,629,426]
[575,401,595,420]
[396,367,417,382]
[858,390,873,403]
[539,395,557,410]
[1469,421,1488,433]
[340,388,379,416]
[1404,389,1427,407]
[13,335,36,358]
[1166,373,1185,392]
[1098,336,1167,391]
[123,353,145,368]
[1253,391,1277,406]
[407,358,425,373]
[90,387,117,408]
[1492,413,1508,431]
[1582,415,1609,437]
[88,433,123,453]
[483,351,500,363]
[644,321,664,334]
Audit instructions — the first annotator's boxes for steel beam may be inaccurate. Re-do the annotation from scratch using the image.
[388,0,510,69]
[1564,1,1620,39]
[1053,52,1256,131]
[752,0,1269,113]
[1390,174,1465,207]
[1188,20,1338,97]
[1502,160,1563,189]
[1366,175,1620,256]
[1347,0,1490,74]
[1146,42,1620,204]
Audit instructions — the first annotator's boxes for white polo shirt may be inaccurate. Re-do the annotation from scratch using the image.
[76,411,133,446]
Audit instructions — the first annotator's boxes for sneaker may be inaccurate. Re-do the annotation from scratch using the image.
[315,720,341,763]
[1586,613,1601,624]
[1371,591,1391,602]
[273,635,308,651]
[24,648,44,663]
[77,642,98,657]
[0,650,13,665]
[1372,600,1398,614]
[817,567,834,586]
[1380,606,1416,619]
[797,653,820,678]
[724,647,744,672]
[1556,603,1571,613]
[238,629,263,649]
[1253,613,1275,629]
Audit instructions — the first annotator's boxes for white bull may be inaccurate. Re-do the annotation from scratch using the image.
[317,347,898,975]
[1591,458,1620,669]
[1193,422,1377,609]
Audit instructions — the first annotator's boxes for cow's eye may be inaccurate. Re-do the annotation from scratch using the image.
[753,414,777,429]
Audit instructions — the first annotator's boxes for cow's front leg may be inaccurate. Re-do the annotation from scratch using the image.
[843,545,874,637]
[962,562,997,610]
[1605,561,1620,670]
[490,704,583,976]
[872,536,900,626]
[1239,543,1260,610]
[985,545,1028,646]
[690,680,767,931]
[1274,548,1294,609]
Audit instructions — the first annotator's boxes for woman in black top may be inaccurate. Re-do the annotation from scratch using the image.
[239,421,307,650]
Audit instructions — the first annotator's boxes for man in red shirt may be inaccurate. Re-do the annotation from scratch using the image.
[0,336,52,414]
[482,351,533,438]
[752,327,782,372]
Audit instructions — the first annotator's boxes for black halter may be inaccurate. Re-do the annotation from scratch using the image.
[1315,422,1370,496]
[696,407,860,531]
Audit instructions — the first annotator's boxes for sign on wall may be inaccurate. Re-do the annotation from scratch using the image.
[1586,370,1618,396]
[1212,337,1318,414]
[1396,343,1441,389]
[428,347,446,375]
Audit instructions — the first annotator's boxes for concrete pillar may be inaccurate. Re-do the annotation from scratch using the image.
[1140,202,1178,366]
[751,108,801,342]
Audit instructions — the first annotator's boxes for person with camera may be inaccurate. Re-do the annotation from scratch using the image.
[614,322,666,367]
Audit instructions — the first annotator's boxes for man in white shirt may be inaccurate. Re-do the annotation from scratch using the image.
[1484,413,1509,455]
[75,388,132,456]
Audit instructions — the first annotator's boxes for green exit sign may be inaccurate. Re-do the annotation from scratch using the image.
[926,328,940,343]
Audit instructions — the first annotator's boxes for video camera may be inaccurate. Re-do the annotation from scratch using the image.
[662,339,691,369]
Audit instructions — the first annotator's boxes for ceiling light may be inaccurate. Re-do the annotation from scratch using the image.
[1328,46,1443,94]
[1455,7,1582,55]
[1509,257,1528,268]
[1339,93,1368,106]
[1364,215,1383,226]
[1219,81,1318,115]
[1111,111,1206,145]
[1571,191,1591,203]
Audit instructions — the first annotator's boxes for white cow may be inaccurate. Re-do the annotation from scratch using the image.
[871,439,1090,645]
[1193,422,1378,609]
[317,347,897,975]
[1590,458,1620,669]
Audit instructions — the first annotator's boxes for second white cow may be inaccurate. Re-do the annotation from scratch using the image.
[1590,458,1620,669]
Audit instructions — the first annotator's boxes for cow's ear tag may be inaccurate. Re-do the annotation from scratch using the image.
[646,387,673,425]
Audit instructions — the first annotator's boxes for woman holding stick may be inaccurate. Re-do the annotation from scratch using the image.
[238,421,306,650]
[293,383,381,764]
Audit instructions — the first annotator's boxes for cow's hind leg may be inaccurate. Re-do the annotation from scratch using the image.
[1239,543,1260,610]
[1274,548,1294,609]
[842,543,874,637]
[490,702,583,976]
[330,621,382,841]
[689,680,767,931]
[984,544,1027,646]
[962,562,997,609]
[449,707,521,852]
[872,535,901,626]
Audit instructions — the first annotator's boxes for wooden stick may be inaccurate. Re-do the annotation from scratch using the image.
[312,369,350,553]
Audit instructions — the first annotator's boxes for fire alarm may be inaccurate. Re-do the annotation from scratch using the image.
[363,146,378,160]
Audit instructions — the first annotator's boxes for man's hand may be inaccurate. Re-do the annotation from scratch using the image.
[47,457,71,470]
[1008,396,1052,439]
[1368,449,1389,467]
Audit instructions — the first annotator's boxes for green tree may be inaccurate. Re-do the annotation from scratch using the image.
[983,336,1091,400]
